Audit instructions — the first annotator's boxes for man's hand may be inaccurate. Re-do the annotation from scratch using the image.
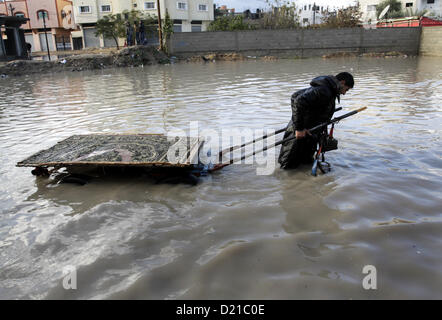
[295,129,311,139]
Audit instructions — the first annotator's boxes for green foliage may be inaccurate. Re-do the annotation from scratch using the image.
[95,10,157,49]
[162,10,173,53]
[208,15,254,31]
[376,0,403,19]
[122,9,157,33]
[259,0,300,29]
[320,6,362,28]
[162,9,173,38]
[95,13,126,49]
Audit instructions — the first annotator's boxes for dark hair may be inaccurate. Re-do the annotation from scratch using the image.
[336,72,354,88]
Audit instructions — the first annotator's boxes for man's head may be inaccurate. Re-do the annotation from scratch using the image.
[336,72,354,95]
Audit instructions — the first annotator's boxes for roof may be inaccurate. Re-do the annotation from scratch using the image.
[16,134,204,168]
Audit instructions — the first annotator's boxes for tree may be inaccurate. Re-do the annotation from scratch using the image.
[258,0,300,29]
[95,10,157,49]
[320,6,362,28]
[376,0,403,19]
[95,13,126,49]
[208,15,254,31]
[162,10,173,53]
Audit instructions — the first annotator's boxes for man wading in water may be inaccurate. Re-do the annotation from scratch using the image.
[278,72,354,169]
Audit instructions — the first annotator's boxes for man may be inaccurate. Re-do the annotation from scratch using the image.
[278,72,354,169]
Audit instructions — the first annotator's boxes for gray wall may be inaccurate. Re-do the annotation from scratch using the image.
[420,26,442,57]
[83,28,100,48]
[170,27,422,57]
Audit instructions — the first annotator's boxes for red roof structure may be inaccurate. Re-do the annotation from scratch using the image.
[376,16,442,28]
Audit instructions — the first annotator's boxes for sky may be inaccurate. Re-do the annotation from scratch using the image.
[214,0,358,12]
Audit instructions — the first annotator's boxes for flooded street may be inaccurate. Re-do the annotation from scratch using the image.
[0,56,441,299]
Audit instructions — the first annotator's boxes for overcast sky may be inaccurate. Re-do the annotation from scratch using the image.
[214,0,358,12]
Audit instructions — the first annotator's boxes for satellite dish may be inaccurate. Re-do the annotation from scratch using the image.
[379,5,390,20]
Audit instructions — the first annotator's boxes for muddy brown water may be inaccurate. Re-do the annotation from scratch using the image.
[0,57,441,299]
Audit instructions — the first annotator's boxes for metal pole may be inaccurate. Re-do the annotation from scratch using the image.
[313,3,316,25]
[156,0,163,51]
[9,4,15,16]
[42,12,51,61]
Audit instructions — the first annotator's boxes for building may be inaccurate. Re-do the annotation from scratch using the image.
[72,0,214,48]
[295,2,349,27]
[359,0,442,23]
[0,15,29,60]
[0,0,76,53]
[298,2,327,26]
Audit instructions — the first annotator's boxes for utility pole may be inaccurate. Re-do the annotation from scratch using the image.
[313,2,316,26]
[156,0,163,51]
[42,12,51,61]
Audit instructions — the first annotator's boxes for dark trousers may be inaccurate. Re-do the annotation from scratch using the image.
[283,136,317,169]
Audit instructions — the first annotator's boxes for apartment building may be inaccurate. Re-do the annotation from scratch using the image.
[359,0,442,23]
[72,0,214,48]
[0,0,75,52]
[295,2,351,27]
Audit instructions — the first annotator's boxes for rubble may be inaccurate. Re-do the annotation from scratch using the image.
[0,46,171,77]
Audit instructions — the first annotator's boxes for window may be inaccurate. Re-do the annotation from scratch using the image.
[101,5,111,12]
[406,3,413,7]
[427,0,435,4]
[177,2,187,10]
[79,6,91,13]
[144,2,155,9]
[198,4,208,11]
[191,25,202,32]
[15,12,25,18]
[37,10,49,20]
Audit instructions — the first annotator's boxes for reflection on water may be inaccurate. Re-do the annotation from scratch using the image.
[0,56,441,299]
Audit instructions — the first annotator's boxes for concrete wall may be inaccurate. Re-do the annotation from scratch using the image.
[170,27,422,57]
[420,26,442,57]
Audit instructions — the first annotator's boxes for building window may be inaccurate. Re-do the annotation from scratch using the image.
[37,10,49,20]
[15,12,25,18]
[144,2,155,9]
[79,6,91,13]
[101,5,111,12]
[406,3,413,7]
[177,2,187,10]
[427,0,435,4]
[198,4,208,11]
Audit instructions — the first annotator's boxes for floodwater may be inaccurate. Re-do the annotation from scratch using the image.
[0,56,441,299]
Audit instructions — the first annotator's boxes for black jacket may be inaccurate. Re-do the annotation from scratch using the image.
[278,75,341,168]
[291,75,341,130]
